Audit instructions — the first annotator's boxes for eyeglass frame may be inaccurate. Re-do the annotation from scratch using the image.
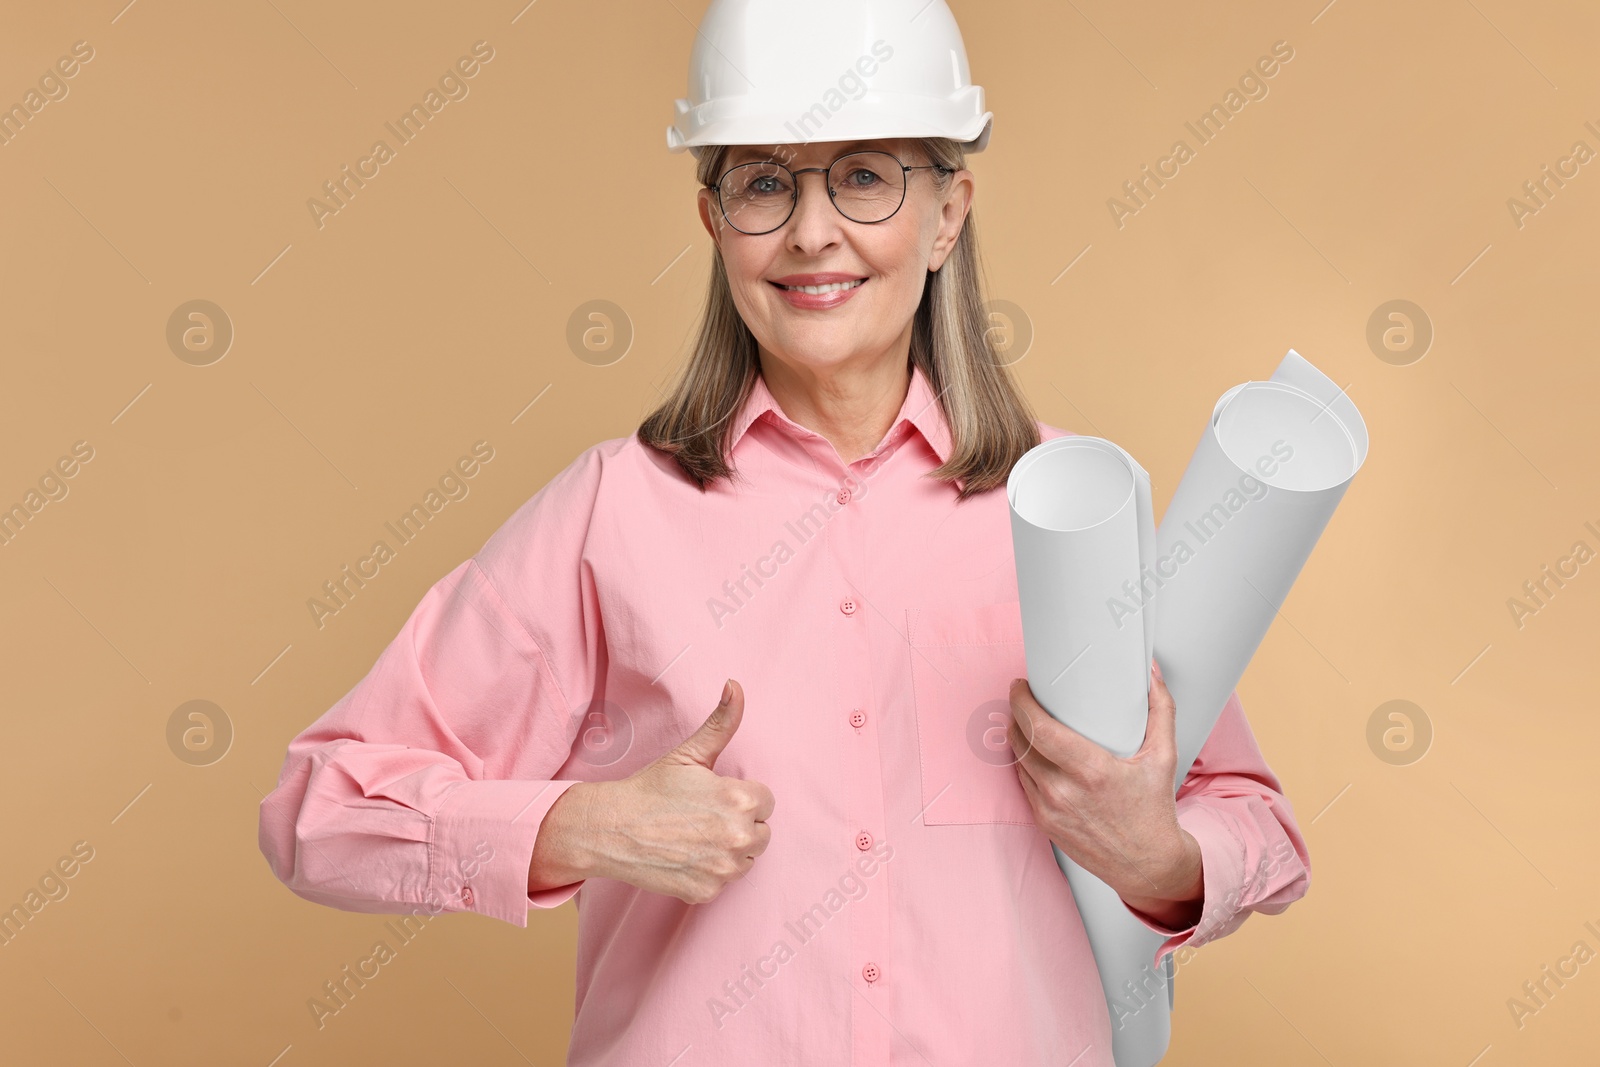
[709,149,956,235]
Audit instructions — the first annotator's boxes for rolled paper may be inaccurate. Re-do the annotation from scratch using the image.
[1007,436,1172,1067]
[1007,349,1369,1067]
[1151,349,1370,789]
[1007,435,1155,741]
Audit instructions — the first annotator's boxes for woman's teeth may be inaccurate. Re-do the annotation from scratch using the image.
[778,279,865,294]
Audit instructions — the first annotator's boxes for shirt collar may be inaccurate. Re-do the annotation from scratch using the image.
[726,361,953,467]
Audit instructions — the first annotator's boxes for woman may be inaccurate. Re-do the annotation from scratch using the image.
[259,2,1310,1063]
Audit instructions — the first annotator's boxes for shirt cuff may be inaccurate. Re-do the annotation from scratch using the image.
[430,778,588,927]
[1120,803,1248,965]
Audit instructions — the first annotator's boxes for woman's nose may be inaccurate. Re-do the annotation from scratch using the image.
[784,171,845,251]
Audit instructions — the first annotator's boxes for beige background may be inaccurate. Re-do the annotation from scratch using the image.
[1,0,1596,1063]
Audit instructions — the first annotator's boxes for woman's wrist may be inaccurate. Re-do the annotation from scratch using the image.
[1120,830,1205,930]
[527,781,607,893]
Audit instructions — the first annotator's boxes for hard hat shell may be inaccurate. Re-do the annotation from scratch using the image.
[666,0,992,157]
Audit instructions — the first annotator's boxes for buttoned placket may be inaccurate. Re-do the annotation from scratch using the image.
[827,449,893,1066]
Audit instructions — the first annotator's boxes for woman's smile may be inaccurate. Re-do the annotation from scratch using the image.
[768,272,869,310]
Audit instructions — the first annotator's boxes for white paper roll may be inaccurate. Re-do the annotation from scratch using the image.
[1007,435,1155,748]
[1152,349,1369,787]
[1007,436,1172,1066]
[1007,349,1369,1067]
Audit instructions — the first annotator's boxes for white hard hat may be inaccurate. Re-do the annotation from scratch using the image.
[666,0,992,157]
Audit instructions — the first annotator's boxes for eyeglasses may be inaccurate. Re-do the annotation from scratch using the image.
[711,150,954,235]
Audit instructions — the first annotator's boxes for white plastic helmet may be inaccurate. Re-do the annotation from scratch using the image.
[665,0,992,157]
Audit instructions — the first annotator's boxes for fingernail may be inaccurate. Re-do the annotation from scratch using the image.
[719,679,733,707]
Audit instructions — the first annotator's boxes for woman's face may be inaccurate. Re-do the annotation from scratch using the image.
[697,137,974,378]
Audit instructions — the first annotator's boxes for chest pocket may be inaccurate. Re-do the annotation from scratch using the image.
[906,600,1037,827]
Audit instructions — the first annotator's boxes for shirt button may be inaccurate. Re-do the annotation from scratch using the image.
[862,962,880,983]
[855,831,873,851]
[839,597,857,615]
[849,709,866,728]
[836,488,851,505]
[461,886,474,907]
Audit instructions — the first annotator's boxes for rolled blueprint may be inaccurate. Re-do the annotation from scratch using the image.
[1008,349,1369,1067]
[1008,435,1173,1067]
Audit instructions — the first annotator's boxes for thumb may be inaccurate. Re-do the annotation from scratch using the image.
[1138,659,1177,758]
[667,679,744,770]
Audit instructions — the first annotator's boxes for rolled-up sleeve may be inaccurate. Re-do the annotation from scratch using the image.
[259,446,609,928]
[1120,689,1312,965]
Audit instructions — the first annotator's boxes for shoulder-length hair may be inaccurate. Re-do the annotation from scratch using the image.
[637,137,1039,499]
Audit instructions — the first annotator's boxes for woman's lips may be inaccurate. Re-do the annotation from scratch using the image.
[768,277,867,310]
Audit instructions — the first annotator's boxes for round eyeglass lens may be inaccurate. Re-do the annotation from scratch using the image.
[827,152,907,224]
[715,151,913,233]
[718,163,796,234]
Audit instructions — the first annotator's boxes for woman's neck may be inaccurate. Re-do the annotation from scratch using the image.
[758,347,914,465]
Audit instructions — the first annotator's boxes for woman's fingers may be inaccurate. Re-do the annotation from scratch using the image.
[750,819,772,857]
[746,779,777,822]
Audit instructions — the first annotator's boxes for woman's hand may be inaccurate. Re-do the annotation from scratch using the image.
[528,679,775,905]
[1006,661,1204,929]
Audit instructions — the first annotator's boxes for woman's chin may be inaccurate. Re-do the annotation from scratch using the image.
[764,318,865,354]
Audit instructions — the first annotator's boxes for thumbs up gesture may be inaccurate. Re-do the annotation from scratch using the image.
[579,679,775,904]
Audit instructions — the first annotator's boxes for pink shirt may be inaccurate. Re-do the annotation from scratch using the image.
[259,362,1310,1066]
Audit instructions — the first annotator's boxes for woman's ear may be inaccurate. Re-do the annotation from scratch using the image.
[927,169,974,272]
[697,187,722,246]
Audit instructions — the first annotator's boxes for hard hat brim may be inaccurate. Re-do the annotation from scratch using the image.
[667,93,992,157]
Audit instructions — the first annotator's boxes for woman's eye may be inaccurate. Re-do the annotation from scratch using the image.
[844,169,882,187]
